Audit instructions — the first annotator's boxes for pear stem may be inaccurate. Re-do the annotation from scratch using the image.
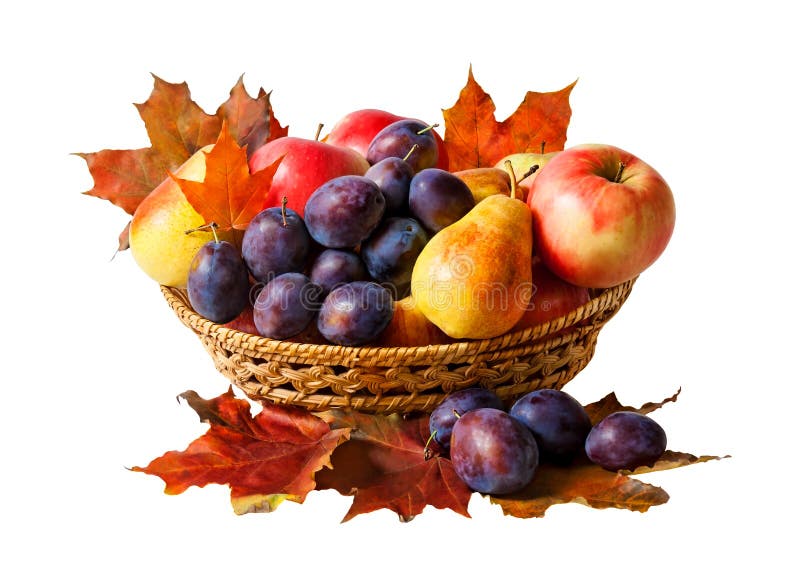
[315,123,324,141]
[281,196,288,227]
[416,123,439,135]
[185,222,220,244]
[403,144,419,162]
[518,164,540,184]
[614,161,626,183]
[504,160,519,200]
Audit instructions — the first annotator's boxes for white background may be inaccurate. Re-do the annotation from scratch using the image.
[3,1,797,563]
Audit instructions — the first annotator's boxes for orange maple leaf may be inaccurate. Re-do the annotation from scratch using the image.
[442,66,576,171]
[173,124,283,233]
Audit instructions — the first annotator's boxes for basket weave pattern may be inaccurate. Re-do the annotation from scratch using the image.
[163,279,635,414]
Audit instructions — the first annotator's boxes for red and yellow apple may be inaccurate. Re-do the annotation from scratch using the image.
[325,108,449,171]
[528,144,675,288]
[248,137,369,216]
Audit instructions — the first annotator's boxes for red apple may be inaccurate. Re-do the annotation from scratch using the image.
[512,256,591,331]
[528,144,675,288]
[248,137,370,216]
[325,108,449,171]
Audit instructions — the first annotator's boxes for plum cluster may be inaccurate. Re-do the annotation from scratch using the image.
[185,118,477,346]
[429,388,667,495]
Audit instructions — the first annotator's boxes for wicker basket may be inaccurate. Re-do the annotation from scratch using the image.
[162,279,635,414]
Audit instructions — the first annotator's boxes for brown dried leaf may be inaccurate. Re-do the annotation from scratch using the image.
[584,388,681,425]
[315,411,472,522]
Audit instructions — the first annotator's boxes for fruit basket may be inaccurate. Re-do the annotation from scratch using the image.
[162,277,635,414]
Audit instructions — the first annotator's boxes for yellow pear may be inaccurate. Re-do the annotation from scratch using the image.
[452,167,525,203]
[130,146,232,288]
[410,170,533,339]
[495,150,559,191]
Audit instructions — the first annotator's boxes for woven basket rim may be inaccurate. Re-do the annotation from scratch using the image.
[162,278,635,367]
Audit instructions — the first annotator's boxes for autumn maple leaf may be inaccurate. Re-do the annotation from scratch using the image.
[132,389,350,514]
[315,411,473,522]
[78,75,287,247]
[442,66,575,171]
[172,124,283,233]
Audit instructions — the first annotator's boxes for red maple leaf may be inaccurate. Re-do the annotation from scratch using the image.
[132,389,350,514]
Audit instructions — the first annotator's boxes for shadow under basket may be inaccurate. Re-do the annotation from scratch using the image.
[162,279,635,414]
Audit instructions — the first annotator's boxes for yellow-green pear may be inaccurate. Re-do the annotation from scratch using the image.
[130,146,233,288]
[495,150,559,191]
[410,169,533,339]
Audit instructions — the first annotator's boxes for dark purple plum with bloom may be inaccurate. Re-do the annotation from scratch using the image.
[253,272,323,340]
[309,249,368,296]
[188,241,250,324]
[450,408,539,495]
[510,388,592,463]
[429,388,504,450]
[585,411,667,471]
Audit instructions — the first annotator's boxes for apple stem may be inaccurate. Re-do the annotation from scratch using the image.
[185,222,220,244]
[315,123,324,141]
[540,141,546,155]
[403,144,419,162]
[614,161,626,183]
[281,196,288,227]
[518,164,540,184]
[504,160,519,200]
[453,409,462,419]
[416,123,439,135]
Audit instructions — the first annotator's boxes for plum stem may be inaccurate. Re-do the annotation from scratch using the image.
[315,123,324,141]
[416,123,439,135]
[423,430,437,460]
[614,161,626,183]
[281,196,288,227]
[504,160,519,200]
[403,144,419,162]
[185,222,220,244]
